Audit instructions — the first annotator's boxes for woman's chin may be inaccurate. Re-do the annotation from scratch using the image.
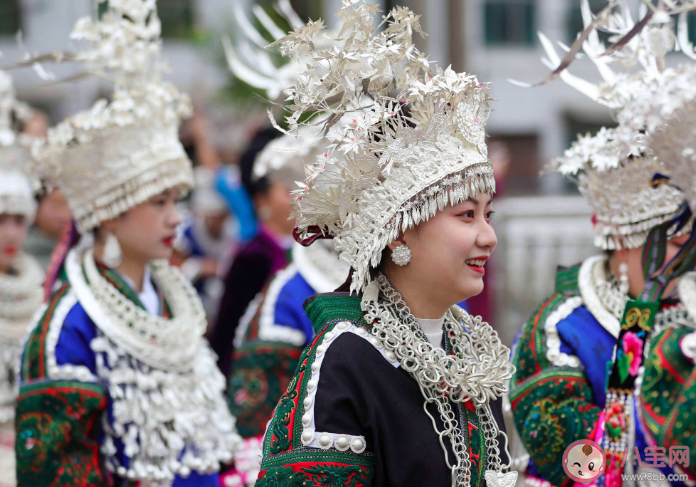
[144,248,173,262]
[0,256,15,270]
[458,281,484,301]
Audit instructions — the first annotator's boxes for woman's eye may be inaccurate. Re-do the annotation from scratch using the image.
[457,210,475,219]
[486,210,495,220]
[588,462,595,471]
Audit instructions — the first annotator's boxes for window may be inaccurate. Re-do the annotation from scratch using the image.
[158,0,195,38]
[565,117,616,152]
[484,0,536,46]
[486,134,540,195]
[0,0,21,36]
[567,0,610,44]
[687,11,696,46]
[288,0,321,24]
[98,0,195,38]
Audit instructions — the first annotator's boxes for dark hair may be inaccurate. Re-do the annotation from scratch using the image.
[240,126,281,198]
[335,268,354,293]
[334,246,392,293]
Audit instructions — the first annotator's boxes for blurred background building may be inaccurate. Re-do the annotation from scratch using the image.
[3,0,651,344]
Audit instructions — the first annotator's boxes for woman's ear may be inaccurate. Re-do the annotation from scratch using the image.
[98,219,121,244]
[387,233,408,251]
[101,219,116,234]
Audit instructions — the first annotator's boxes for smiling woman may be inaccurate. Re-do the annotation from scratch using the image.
[381,195,497,321]
[253,3,516,487]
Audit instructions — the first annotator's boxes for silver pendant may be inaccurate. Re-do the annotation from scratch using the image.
[484,470,518,487]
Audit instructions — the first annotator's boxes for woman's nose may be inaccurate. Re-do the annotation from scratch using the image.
[167,206,182,228]
[476,220,497,250]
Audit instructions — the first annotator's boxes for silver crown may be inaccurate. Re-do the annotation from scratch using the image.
[643,73,696,214]
[541,0,690,249]
[31,0,193,233]
[0,70,36,222]
[552,128,686,249]
[272,1,494,292]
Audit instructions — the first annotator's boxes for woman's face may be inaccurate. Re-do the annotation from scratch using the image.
[105,189,182,263]
[34,189,72,239]
[395,193,497,305]
[623,232,691,298]
[0,214,29,271]
[255,181,295,236]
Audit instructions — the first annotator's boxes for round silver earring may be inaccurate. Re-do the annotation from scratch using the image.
[619,262,629,295]
[391,245,412,266]
[103,233,122,268]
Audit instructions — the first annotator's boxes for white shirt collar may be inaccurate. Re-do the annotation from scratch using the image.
[118,266,160,316]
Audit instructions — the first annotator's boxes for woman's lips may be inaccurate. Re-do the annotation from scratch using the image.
[465,256,488,274]
[4,246,17,256]
[162,237,174,247]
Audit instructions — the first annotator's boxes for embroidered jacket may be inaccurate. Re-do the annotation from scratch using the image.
[255,292,508,487]
[211,227,290,378]
[637,272,696,480]
[510,256,692,486]
[16,253,233,487]
[230,264,317,439]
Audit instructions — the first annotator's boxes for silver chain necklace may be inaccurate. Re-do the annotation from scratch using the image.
[360,274,517,487]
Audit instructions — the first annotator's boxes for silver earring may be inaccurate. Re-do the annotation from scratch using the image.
[391,245,412,266]
[619,262,629,295]
[103,233,122,268]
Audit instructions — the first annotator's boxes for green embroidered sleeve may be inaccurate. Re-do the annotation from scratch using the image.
[640,327,696,477]
[15,380,107,487]
[510,294,601,487]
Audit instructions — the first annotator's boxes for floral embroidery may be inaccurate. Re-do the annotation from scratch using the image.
[639,327,696,477]
[624,332,642,374]
[230,342,303,438]
[617,331,643,382]
[258,449,374,487]
[604,402,626,441]
[510,264,601,487]
[15,381,106,487]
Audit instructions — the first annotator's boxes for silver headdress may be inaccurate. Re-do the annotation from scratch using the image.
[273,0,494,292]
[634,68,696,213]
[0,70,36,222]
[225,1,337,192]
[253,125,324,187]
[541,0,689,250]
[223,0,325,102]
[565,3,696,215]
[551,128,685,249]
[32,0,193,234]
[517,0,696,88]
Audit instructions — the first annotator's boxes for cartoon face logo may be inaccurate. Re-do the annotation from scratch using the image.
[562,440,606,484]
